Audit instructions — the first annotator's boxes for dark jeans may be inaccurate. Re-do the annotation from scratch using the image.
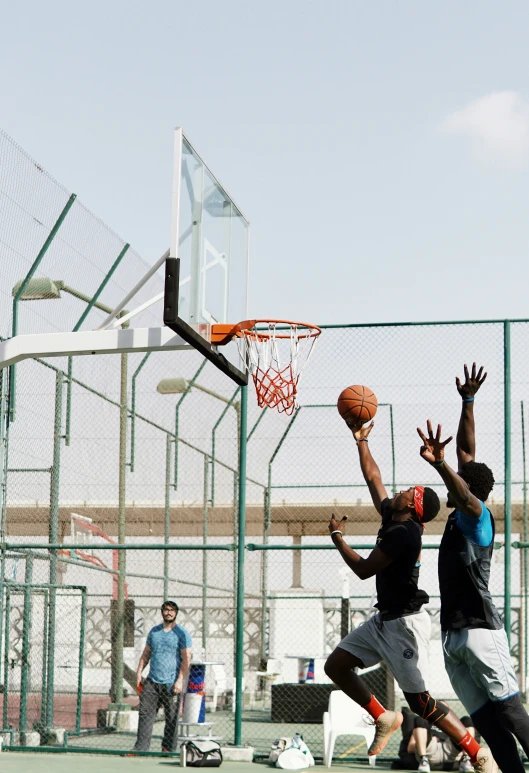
[134,678,181,752]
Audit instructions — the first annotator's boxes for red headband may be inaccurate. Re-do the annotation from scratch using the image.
[414,485,425,520]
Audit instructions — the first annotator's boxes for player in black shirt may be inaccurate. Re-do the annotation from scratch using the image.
[324,419,494,772]
[419,363,529,772]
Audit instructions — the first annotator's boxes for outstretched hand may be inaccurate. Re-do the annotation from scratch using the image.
[456,362,487,399]
[345,417,374,443]
[329,513,348,536]
[417,420,453,465]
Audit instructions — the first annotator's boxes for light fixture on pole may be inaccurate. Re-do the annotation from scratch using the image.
[157,377,238,408]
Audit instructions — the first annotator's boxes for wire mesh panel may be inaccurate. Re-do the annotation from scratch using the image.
[241,322,513,762]
[0,128,243,755]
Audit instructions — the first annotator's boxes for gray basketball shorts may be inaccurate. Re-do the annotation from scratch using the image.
[417,736,461,767]
[442,626,520,716]
[338,609,431,694]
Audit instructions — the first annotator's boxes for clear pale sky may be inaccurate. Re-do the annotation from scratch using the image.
[2,0,529,325]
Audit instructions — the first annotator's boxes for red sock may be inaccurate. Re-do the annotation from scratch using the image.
[458,731,480,762]
[362,695,385,721]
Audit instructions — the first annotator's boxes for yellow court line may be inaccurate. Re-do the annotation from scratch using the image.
[338,740,367,758]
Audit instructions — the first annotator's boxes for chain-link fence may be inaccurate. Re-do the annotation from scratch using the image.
[1,126,528,763]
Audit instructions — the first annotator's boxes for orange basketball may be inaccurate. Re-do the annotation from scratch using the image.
[337,385,378,424]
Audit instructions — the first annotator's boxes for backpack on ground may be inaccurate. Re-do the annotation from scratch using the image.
[181,739,223,767]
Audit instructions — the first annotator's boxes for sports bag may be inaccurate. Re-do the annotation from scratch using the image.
[181,739,223,767]
[268,734,315,769]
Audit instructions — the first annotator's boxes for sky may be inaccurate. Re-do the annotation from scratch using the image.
[2,0,529,325]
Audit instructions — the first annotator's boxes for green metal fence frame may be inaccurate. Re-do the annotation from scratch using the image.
[9,193,77,422]
[2,313,528,752]
[1,580,86,739]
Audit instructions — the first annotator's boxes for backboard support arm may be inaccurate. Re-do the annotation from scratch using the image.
[163,258,248,387]
[0,327,189,369]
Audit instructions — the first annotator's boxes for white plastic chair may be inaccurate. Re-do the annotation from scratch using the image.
[210,665,227,712]
[256,657,282,681]
[210,666,249,713]
[322,690,376,768]
[255,658,282,708]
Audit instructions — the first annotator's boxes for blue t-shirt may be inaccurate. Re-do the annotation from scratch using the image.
[454,500,493,547]
[146,624,192,685]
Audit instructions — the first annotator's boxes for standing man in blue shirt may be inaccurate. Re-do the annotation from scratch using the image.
[418,363,529,772]
[134,600,192,753]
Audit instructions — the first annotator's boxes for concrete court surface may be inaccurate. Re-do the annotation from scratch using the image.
[0,751,526,772]
[0,753,408,772]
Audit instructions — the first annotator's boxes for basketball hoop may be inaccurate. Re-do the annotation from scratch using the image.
[60,514,128,599]
[211,319,321,415]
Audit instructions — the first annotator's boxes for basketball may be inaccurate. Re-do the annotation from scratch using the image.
[337,385,378,424]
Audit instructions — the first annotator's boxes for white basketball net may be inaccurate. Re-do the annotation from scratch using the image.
[237,321,320,415]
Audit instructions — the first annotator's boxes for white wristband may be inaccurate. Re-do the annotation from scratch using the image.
[330,530,343,536]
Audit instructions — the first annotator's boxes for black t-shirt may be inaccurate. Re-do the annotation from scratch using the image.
[375,498,429,619]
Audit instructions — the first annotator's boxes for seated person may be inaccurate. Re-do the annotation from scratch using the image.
[392,708,496,772]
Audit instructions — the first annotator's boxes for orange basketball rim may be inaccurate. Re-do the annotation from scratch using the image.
[211,319,322,415]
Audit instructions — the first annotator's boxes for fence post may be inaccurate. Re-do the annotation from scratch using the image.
[110,352,128,704]
[76,589,87,733]
[46,370,63,729]
[504,320,512,643]
[522,401,528,695]
[20,554,34,736]
[202,456,209,654]
[173,360,207,489]
[40,589,49,727]
[129,352,151,472]
[164,435,172,599]
[0,370,9,687]
[389,403,396,494]
[3,587,10,729]
[260,479,271,660]
[234,385,248,747]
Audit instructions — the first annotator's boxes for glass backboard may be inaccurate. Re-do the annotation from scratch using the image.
[170,129,249,343]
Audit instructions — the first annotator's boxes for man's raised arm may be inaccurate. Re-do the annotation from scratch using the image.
[347,419,388,515]
[417,420,482,519]
[455,363,487,469]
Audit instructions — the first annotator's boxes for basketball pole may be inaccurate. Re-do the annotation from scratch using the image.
[45,370,63,730]
[504,320,512,645]
[234,385,248,746]
[110,351,128,706]
[522,401,528,697]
